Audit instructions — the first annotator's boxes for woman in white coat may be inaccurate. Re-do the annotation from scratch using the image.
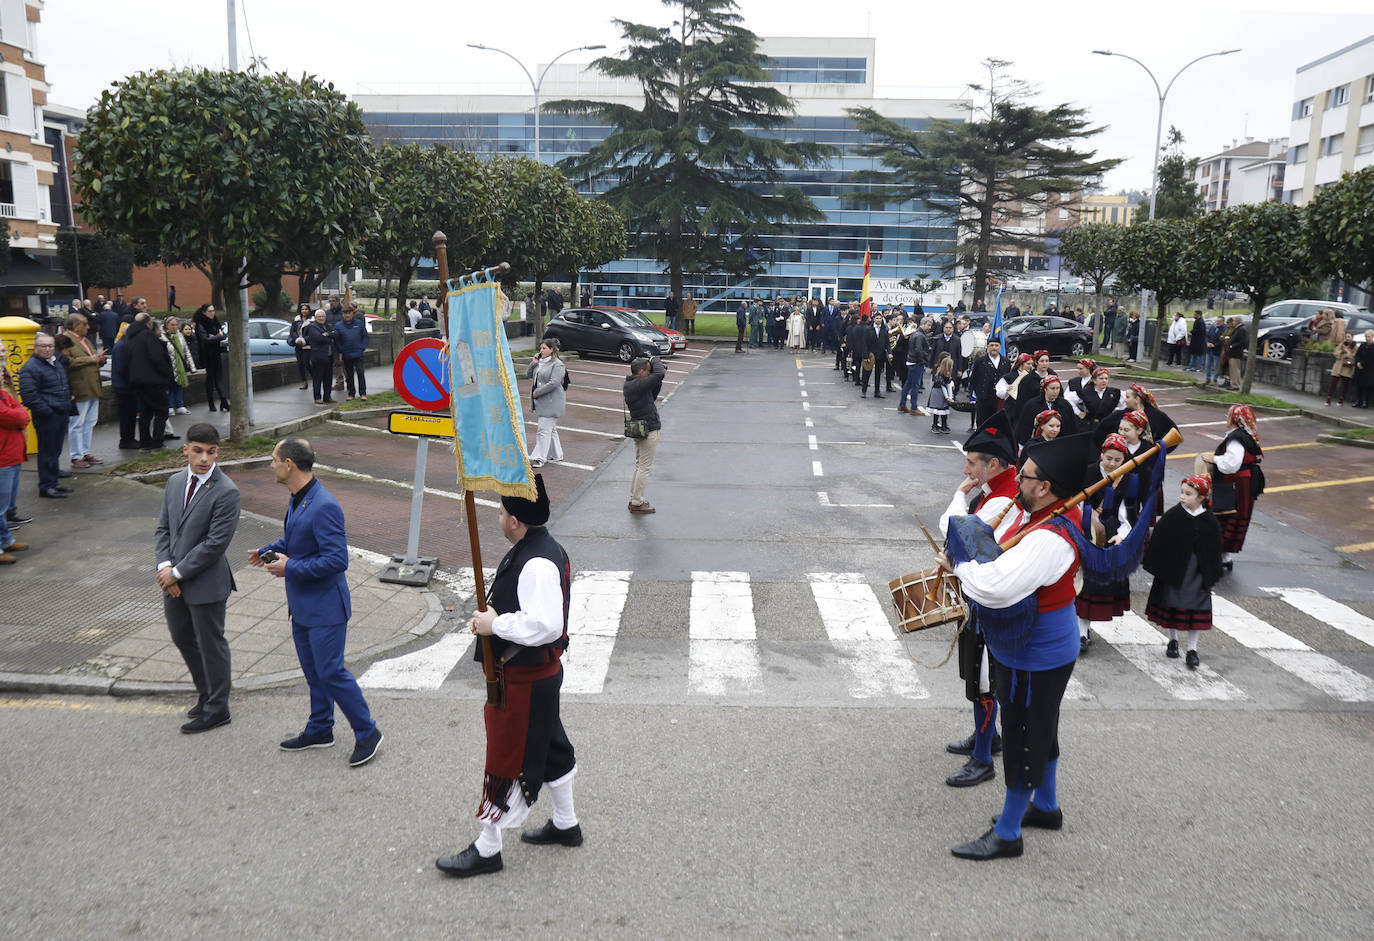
[786,304,806,349]
[526,338,567,467]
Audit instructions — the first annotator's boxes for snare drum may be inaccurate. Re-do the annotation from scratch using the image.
[888,566,968,633]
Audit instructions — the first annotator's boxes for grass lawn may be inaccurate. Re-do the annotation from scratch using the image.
[335,390,405,411]
[114,434,280,475]
[1118,367,1195,382]
[1331,426,1374,440]
[1194,391,1298,411]
[639,312,739,338]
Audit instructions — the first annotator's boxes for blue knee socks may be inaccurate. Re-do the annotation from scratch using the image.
[1033,758,1059,812]
[994,785,1032,841]
[972,698,998,765]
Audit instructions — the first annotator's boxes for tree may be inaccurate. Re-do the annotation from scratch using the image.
[56,231,135,294]
[898,276,944,306]
[1058,222,1125,353]
[1113,218,1209,369]
[75,66,376,441]
[545,0,829,302]
[573,199,629,276]
[847,59,1120,307]
[358,143,499,347]
[1137,126,1204,221]
[1305,166,1374,296]
[1190,203,1310,393]
[480,156,585,341]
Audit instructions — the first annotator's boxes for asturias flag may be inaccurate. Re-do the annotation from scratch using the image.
[860,247,872,319]
[991,287,1004,342]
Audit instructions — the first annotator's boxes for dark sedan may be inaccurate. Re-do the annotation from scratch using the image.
[543,307,673,362]
[1000,316,1092,360]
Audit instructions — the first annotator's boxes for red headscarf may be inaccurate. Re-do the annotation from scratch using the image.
[1228,404,1259,441]
[1129,383,1157,409]
[1183,474,1212,501]
[1122,409,1149,431]
[1033,409,1060,437]
[1016,352,1034,367]
[1101,433,1129,455]
[1033,349,1050,361]
[1041,375,1062,391]
[1078,358,1096,372]
[1092,366,1110,380]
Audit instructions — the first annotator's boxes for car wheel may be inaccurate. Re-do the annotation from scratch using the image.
[617,341,636,363]
[1005,343,1019,360]
[1264,340,1288,360]
[1069,340,1087,357]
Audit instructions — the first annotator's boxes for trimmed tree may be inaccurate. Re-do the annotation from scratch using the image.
[1058,222,1125,354]
[1190,203,1310,394]
[74,66,376,440]
[56,230,135,295]
[847,59,1120,307]
[1113,218,1209,369]
[1305,165,1374,297]
[1139,126,1204,220]
[545,0,829,302]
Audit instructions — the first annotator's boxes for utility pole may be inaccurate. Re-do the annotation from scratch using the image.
[228,0,254,424]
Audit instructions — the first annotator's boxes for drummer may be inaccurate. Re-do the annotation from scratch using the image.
[937,410,1020,789]
[937,432,1094,860]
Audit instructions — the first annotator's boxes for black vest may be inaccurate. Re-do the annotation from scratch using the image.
[478,526,571,667]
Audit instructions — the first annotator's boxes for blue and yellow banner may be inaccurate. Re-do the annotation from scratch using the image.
[445,280,536,501]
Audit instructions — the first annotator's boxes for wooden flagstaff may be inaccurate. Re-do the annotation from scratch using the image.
[433,230,502,706]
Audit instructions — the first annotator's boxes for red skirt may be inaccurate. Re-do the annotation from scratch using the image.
[1076,583,1131,622]
[1145,602,1214,632]
[1217,475,1255,552]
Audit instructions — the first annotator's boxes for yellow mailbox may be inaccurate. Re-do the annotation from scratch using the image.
[0,315,42,454]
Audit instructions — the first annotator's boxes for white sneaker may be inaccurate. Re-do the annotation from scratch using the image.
[168,408,176,416]
[530,459,545,468]
[176,407,190,415]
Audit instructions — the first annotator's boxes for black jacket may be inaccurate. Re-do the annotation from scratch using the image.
[1015,394,1077,445]
[906,328,930,366]
[930,332,960,370]
[1144,504,1223,590]
[303,321,335,359]
[623,357,666,431]
[968,353,1007,401]
[125,321,174,387]
[1080,385,1122,425]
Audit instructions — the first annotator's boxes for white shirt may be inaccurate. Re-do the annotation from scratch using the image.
[492,557,565,647]
[158,464,218,578]
[953,506,1076,609]
[1213,438,1245,475]
[939,482,1013,536]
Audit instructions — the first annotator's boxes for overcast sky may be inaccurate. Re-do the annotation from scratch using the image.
[43,0,1374,192]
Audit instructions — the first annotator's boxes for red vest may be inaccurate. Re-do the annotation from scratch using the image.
[999,504,1083,612]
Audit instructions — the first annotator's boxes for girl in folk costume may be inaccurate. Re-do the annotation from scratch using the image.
[1197,404,1264,570]
[1015,375,1077,446]
[1074,434,1137,654]
[1063,357,1096,418]
[1143,475,1224,669]
[1031,409,1063,442]
[998,352,1035,427]
[1079,367,1121,425]
[1013,349,1057,406]
[927,353,955,435]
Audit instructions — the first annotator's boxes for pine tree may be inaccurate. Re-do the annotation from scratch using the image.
[544,0,829,300]
[1138,126,1204,220]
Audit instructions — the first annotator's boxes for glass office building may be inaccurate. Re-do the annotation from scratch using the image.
[356,37,968,311]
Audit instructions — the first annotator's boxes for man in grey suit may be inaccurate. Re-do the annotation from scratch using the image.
[155,422,242,733]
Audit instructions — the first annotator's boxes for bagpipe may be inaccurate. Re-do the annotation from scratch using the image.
[888,426,1182,639]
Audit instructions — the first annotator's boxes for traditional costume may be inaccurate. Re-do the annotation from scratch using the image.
[1209,404,1264,566]
[437,475,581,878]
[1014,376,1077,447]
[1074,434,1141,652]
[1078,368,1122,426]
[1143,475,1224,668]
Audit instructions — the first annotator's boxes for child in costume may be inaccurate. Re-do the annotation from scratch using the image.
[1142,475,1224,669]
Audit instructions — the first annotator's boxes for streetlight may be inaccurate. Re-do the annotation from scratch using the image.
[467,43,606,163]
[1093,47,1240,362]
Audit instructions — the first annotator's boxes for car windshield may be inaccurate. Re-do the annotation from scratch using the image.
[615,309,653,327]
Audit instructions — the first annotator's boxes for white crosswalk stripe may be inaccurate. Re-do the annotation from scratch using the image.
[689,571,764,696]
[355,570,1374,706]
[807,573,928,699]
[564,571,632,695]
[1211,596,1374,703]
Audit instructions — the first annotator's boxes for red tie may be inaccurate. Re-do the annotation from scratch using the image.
[185,476,199,510]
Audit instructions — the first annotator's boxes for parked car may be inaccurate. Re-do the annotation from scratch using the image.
[609,307,689,352]
[1000,315,1093,360]
[222,318,296,361]
[1005,276,1039,292]
[1255,300,1372,359]
[543,307,673,362]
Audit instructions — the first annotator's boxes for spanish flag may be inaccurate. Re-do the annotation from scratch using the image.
[860,247,871,319]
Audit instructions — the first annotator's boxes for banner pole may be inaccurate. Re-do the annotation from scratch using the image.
[435,231,500,703]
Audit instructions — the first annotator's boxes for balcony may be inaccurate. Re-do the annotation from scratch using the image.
[0,203,16,218]
[0,114,9,130]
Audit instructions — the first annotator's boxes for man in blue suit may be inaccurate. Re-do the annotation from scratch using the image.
[250,437,383,767]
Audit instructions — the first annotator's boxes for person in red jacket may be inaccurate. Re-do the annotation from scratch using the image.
[0,366,33,564]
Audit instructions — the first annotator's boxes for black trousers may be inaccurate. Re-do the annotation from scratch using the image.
[736,325,745,351]
[116,391,139,446]
[295,348,311,383]
[872,359,888,392]
[33,410,67,491]
[343,357,367,397]
[164,595,231,715]
[202,349,227,404]
[990,654,1075,791]
[311,356,334,401]
[134,383,169,446]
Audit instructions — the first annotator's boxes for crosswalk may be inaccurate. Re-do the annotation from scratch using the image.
[358,570,1374,709]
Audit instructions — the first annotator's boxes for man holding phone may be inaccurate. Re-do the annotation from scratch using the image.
[155,423,241,733]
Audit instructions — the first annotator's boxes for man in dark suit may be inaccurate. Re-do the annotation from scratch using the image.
[968,337,1008,427]
[865,313,889,398]
[251,437,382,767]
[155,423,242,733]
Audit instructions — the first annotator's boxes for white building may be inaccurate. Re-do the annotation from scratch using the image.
[1283,34,1374,206]
[1192,138,1287,211]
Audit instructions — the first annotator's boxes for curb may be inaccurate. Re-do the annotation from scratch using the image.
[1316,432,1374,450]
[1116,374,1197,389]
[110,411,339,480]
[1183,396,1302,416]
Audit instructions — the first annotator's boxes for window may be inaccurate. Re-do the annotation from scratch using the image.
[1297,97,1313,118]
[1367,75,1374,103]
[1290,143,1308,164]
[1202,164,1212,177]
[1324,133,1344,156]
[1331,84,1350,107]
[1358,125,1374,155]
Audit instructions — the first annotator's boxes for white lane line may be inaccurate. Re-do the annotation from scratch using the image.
[328,416,610,456]
[817,492,895,508]
[561,401,627,413]
[808,573,928,699]
[805,418,814,428]
[816,440,867,445]
[1262,587,1374,649]
[801,390,808,398]
[545,459,597,471]
[564,571,632,695]
[907,443,963,451]
[1092,613,1247,701]
[572,383,666,398]
[1175,416,1297,428]
[314,463,503,508]
[799,380,806,387]
[523,420,622,439]
[808,435,818,450]
[1211,596,1374,702]
[689,571,763,696]
[802,401,810,411]
[359,631,474,690]
[812,460,823,477]
[567,368,679,384]
[807,404,848,408]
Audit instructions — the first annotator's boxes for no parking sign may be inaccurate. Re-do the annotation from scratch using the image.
[392,338,451,411]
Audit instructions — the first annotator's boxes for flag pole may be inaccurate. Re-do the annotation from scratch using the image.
[434,231,501,705]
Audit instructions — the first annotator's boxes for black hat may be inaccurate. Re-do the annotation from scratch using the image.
[501,473,550,526]
[1019,432,1094,492]
[963,410,1017,467]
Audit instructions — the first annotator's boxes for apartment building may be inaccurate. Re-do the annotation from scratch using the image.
[1193,138,1288,211]
[1283,34,1374,206]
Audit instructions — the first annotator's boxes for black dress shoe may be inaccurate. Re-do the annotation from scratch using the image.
[181,712,231,734]
[1166,639,1180,659]
[946,757,996,788]
[187,700,205,719]
[53,485,75,494]
[163,433,180,440]
[1080,631,1092,655]
[280,730,336,751]
[436,843,502,878]
[946,733,1003,756]
[39,489,67,499]
[520,819,584,847]
[118,440,140,449]
[349,729,384,767]
[952,828,1023,860]
[1185,649,1200,670]
[992,803,1064,831]
[6,511,32,525]
[58,470,73,478]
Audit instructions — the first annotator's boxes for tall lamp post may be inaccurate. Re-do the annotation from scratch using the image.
[467,43,606,164]
[1093,48,1240,362]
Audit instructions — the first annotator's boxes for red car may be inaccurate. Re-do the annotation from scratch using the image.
[607,307,689,352]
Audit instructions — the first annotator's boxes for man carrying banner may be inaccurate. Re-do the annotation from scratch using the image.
[437,475,581,878]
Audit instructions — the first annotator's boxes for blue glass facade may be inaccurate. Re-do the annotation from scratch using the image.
[360,84,958,311]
